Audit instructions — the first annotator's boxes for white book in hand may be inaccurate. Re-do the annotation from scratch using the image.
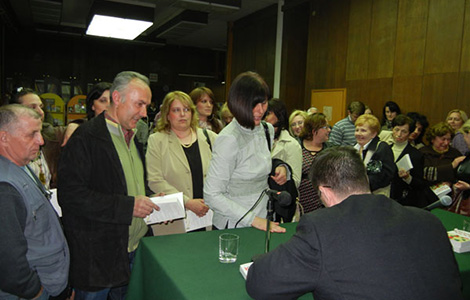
[396,154,413,172]
[185,209,213,232]
[145,192,185,225]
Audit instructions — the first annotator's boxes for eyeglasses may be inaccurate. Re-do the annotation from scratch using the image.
[291,121,304,127]
[320,126,330,130]
[170,107,191,114]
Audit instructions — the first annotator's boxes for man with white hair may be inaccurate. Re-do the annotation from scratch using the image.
[58,71,159,299]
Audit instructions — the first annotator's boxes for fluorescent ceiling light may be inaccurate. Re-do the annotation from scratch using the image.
[86,15,153,40]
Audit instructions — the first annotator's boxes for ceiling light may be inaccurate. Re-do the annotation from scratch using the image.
[86,14,152,40]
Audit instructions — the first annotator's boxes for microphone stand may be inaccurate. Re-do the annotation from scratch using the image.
[265,194,274,253]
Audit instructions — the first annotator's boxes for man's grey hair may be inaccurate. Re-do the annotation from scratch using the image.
[109,71,150,104]
[0,104,41,132]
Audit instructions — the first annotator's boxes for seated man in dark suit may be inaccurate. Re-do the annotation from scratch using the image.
[246,146,463,300]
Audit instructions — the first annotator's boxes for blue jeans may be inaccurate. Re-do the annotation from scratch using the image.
[74,251,135,300]
[0,289,49,300]
[75,287,126,300]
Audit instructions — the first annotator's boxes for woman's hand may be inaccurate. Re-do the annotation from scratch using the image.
[251,216,286,233]
[61,123,80,147]
[271,166,287,186]
[185,199,209,217]
[398,168,410,179]
[452,156,466,168]
[455,180,470,191]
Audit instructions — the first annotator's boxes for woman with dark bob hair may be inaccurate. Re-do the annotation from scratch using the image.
[420,122,465,186]
[204,71,286,232]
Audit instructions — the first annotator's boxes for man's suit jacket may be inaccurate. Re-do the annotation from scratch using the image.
[58,113,150,290]
[246,194,463,300]
[390,143,435,207]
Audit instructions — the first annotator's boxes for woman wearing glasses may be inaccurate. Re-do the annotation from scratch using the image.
[146,91,217,234]
[298,113,330,213]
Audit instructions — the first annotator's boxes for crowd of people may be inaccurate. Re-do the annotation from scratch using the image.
[0,70,469,299]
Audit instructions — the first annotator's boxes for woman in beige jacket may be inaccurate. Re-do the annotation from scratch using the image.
[146,91,217,234]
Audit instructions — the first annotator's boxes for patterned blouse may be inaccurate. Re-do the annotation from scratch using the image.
[298,142,326,213]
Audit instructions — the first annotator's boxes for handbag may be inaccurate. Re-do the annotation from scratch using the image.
[262,122,298,222]
[457,155,470,183]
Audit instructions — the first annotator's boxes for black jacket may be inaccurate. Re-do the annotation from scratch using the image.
[390,143,435,207]
[246,194,463,300]
[58,113,150,290]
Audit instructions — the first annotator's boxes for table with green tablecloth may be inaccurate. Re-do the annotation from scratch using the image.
[126,209,470,300]
[431,209,470,299]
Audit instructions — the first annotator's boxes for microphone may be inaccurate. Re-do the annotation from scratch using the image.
[424,195,452,211]
[265,189,292,207]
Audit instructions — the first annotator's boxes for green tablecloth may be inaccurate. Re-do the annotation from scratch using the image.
[431,209,470,299]
[127,209,470,300]
[127,222,309,300]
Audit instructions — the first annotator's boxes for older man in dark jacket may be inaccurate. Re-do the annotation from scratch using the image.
[58,71,159,300]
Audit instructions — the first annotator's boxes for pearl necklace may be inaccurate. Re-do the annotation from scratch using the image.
[178,129,195,148]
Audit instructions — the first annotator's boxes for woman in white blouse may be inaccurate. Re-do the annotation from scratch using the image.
[204,72,286,232]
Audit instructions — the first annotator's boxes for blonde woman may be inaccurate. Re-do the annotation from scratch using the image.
[146,91,217,233]
[354,114,397,196]
[289,110,308,140]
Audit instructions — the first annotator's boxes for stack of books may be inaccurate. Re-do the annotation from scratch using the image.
[448,229,470,253]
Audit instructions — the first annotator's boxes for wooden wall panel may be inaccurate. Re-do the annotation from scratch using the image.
[305,1,330,93]
[394,0,428,76]
[345,79,369,103]
[457,72,470,113]
[346,0,372,80]
[460,0,470,71]
[231,5,277,89]
[281,1,310,112]
[392,76,423,113]
[324,0,350,89]
[421,73,460,125]
[364,78,393,114]
[424,0,465,74]
[367,0,398,79]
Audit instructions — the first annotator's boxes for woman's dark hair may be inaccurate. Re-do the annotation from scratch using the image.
[228,71,270,129]
[267,98,288,139]
[86,82,112,120]
[392,114,416,133]
[381,101,401,125]
[424,122,454,145]
[299,113,327,141]
[11,87,37,104]
[407,112,429,144]
[189,86,222,133]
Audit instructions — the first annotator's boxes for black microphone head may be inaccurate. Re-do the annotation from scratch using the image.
[277,191,292,207]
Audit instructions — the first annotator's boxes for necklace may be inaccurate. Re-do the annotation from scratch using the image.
[303,139,322,155]
[178,129,195,148]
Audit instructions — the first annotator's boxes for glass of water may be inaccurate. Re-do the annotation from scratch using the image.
[219,233,239,263]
